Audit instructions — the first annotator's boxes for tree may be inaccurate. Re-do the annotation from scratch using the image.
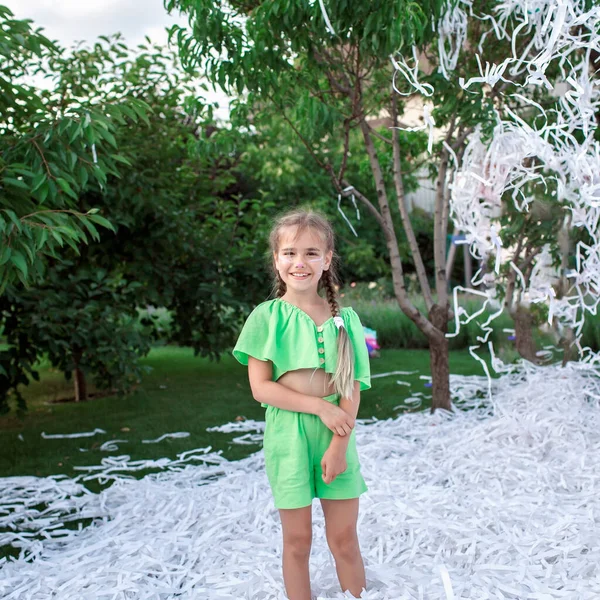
[167,0,501,411]
[0,34,272,413]
[0,7,151,292]
[443,1,599,367]
[168,0,599,410]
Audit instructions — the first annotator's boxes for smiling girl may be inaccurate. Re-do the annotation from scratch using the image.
[233,208,371,600]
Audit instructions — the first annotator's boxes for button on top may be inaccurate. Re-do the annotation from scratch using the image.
[317,325,324,332]
[317,336,324,343]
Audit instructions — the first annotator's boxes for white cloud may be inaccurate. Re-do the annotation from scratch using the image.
[5,0,231,120]
[3,0,186,48]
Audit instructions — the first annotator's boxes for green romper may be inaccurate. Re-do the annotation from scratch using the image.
[233,298,371,509]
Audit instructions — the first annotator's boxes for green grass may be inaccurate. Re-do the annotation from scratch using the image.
[0,345,495,480]
[0,345,497,562]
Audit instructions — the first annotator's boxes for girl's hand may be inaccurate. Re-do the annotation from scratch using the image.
[317,401,354,436]
[321,447,347,485]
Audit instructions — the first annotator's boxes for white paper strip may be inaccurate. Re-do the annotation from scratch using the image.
[3,363,600,598]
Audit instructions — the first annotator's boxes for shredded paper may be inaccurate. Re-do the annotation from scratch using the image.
[3,363,600,598]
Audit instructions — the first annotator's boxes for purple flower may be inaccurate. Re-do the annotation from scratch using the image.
[424,382,432,388]
[507,335,516,341]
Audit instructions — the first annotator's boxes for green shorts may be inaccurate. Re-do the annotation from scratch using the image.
[263,393,368,509]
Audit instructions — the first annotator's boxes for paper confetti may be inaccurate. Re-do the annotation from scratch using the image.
[3,363,600,598]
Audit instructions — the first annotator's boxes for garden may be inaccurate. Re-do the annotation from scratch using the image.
[1,1,600,598]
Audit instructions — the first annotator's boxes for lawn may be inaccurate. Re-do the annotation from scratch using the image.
[0,346,493,480]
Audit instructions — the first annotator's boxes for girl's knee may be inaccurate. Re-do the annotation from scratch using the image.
[283,532,313,560]
[326,527,359,560]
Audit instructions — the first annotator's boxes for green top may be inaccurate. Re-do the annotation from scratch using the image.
[233,298,371,407]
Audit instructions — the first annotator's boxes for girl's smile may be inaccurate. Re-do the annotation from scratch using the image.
[274,227,333,294]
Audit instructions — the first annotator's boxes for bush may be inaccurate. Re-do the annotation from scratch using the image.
[135,306,174,345]
[351,295,516,351]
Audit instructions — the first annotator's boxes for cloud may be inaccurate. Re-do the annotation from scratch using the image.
[6,0,231,120]
[4,0,186,48]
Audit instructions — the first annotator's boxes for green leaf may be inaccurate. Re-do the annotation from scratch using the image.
[77,215,100,241]
[11,250,28,278]
[56,177,78,200]
[12,167,36,178]
[36,228,49,250]
[20,239,35,263]
[0,246,11,265]
[62,233,82,254]
[31,172,46,192]
[88,214,116,232]
[102,130,118,148]
[37,182,49,203]
[112,154,132,166]
[69,122,82,144]
[51,230,64,247]
[3,177,29,190]
[119,105,138,122]
[4,210,22,232]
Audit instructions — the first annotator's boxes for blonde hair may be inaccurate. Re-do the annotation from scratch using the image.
[269,208,355,400]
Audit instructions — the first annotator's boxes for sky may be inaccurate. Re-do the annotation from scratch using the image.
[4,0,185,49]
[5,0,231,118]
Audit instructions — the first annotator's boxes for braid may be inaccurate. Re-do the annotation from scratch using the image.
[321,268,340,318]
[276,274,286,298]
[321,267,355,400]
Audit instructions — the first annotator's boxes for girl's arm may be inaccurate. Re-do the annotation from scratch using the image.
[255,383,327,415]
[328,381,361,453]
[248,356,329,415]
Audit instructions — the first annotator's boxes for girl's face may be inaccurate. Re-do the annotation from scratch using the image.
[274,226,333,294]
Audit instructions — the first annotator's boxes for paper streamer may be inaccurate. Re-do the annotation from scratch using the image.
[41,428,106,440]
[397,0,600,375]
[3,364,600,598]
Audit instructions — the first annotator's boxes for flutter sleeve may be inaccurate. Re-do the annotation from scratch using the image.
[344,307,371,392]
[232,303,272,366]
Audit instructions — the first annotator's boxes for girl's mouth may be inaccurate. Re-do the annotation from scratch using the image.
[291,273,310,279]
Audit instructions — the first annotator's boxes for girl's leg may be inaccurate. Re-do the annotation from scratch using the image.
[320,498,366,598]
[279,505,313,600]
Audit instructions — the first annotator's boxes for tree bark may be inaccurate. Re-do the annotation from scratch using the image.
[428,303,451,412]
[512,305,542,365]
[73,350,88,402]
[560,327,577,367]
[390,91,434,311]
[357,119,441,340]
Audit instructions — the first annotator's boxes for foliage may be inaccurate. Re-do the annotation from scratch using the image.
[0,6,149,291]
[353,296,516,351]
[240,115,432,283]
[0,30,271,413]
[0,265,152,413]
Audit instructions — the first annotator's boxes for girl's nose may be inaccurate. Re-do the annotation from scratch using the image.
[295,261,305,268]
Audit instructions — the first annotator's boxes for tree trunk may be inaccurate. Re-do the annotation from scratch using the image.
[512,305,542,364]
[73,350,88,402]
[556,214,576,366]
[560,326,577,367]
[429,303,452,413]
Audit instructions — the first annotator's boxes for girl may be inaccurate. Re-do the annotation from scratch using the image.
[233,208,371,600]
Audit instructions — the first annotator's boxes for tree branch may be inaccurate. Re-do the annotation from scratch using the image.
[390,89,434,311]
[268,93,328,171]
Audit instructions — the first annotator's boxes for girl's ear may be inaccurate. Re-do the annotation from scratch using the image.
[324,250,333,270]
